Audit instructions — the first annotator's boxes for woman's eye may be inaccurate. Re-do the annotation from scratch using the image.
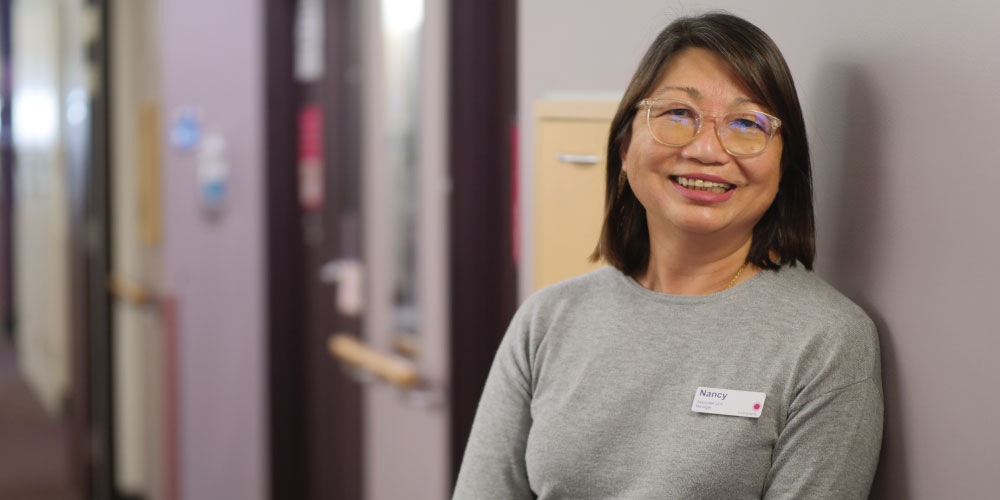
[731,118,765,132]
[656,107,694,120]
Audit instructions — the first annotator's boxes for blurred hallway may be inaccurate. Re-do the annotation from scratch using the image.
[0,340,78,500]
[1,0,999,498]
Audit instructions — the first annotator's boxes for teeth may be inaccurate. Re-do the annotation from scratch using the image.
[675,176,732,193]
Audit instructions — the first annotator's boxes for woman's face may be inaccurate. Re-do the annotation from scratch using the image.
[622,47,783,244]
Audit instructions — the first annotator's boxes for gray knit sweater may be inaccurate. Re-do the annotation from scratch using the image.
[454,265,883,499]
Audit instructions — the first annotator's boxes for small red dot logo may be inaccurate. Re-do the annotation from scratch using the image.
[753,403,761,411]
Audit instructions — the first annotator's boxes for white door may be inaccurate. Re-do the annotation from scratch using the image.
[359,0,450,498]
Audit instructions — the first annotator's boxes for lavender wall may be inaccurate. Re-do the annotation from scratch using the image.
[520,1,1000,498]
[160,1,266,499]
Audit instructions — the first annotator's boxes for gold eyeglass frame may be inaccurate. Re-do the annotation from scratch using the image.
[637,98,782,158]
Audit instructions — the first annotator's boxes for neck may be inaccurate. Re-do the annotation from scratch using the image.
[637,228,756,295]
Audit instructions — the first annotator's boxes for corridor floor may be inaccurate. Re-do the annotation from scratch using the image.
[0,338,80,500]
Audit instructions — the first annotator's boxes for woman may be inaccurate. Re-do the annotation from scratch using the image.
[454,12,882,500]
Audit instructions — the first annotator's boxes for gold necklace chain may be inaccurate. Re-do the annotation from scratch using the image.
[726,262,748,290]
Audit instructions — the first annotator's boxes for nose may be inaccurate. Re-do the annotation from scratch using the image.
[680,120,729,165]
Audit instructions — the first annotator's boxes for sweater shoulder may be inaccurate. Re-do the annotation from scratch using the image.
[760,266,881,383]
[522,266,621,309]
[763,266,875,332]
[507,267,622,352]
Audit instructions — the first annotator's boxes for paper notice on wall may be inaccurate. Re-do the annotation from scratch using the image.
[294,0,325,83]
[298,105,324,211]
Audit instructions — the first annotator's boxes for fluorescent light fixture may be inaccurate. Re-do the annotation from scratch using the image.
[13,88,58,148]
[382,0,424,35]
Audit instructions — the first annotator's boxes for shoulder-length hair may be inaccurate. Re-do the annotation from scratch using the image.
[592,12,815,276]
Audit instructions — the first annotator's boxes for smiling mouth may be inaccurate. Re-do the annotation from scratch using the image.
[671,175,735,194]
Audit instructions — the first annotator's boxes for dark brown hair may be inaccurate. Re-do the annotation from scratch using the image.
[592,12,814,275]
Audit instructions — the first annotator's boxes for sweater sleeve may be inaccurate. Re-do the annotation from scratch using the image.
[453,309,536,500]
[762,314,884,500]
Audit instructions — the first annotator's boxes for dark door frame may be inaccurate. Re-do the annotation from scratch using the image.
[448,0,519,485]
[0,0,13,342]
[264,1,308,498]
[84,0,117,498]
[61,0,117,497]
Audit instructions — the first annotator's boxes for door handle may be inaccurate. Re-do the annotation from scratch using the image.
[556,153,599,165]
[319,258,364,317]
[327,334,419,389]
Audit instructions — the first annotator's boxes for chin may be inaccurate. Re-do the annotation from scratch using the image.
[675,222,730,235]
[657,215,730,236]
[665,210,732,234]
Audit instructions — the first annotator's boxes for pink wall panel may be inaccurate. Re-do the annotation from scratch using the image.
[160,1,267,499]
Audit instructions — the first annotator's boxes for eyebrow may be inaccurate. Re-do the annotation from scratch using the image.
[731,96,764,107]
[655,86,764,107]
[657,86,701,99]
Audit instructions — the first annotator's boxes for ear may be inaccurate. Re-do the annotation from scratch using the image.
[617,120,635,170]
[619,139,631,171]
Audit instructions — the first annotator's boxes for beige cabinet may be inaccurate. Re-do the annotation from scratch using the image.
[533,100,619,290]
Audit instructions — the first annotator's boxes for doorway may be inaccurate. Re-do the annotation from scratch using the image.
[266,1,517,498]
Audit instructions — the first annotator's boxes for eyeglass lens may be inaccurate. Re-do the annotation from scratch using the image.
[649,101,775,155]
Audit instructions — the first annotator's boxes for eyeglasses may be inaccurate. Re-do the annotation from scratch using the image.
[636,98,782,157]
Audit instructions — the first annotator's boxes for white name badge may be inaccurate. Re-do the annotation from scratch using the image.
[691,387,766,418]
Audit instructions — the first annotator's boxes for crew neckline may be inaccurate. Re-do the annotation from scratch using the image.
[610,265,777,305]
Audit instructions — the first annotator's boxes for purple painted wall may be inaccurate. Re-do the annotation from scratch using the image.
[520,2,1000,499]
[160,1,266,499]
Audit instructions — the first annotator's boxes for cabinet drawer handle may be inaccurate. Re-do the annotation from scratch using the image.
[556,154,599,165]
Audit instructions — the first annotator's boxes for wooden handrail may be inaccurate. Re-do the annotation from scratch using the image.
[108,274,157,306]
[327,334,419,389]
